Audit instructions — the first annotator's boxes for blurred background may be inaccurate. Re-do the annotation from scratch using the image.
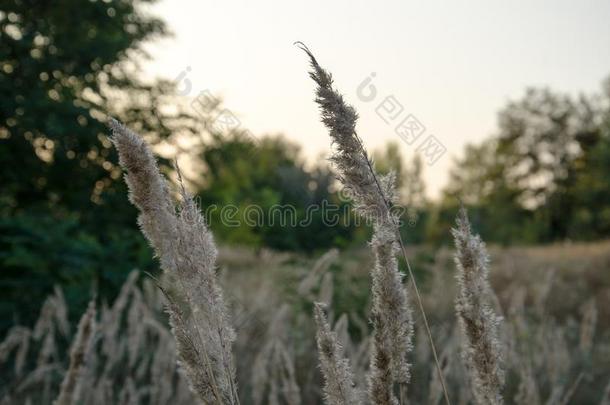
[1,0,610,403]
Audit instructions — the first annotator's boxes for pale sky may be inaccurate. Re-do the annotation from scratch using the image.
[143,0,610,198]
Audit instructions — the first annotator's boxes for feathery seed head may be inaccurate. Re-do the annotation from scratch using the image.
[296,42,392,224]
[452,207,504,405]
[110,119,238,404]
[299,44,414,403]
[54,299,96,405]
[313,303,361,405]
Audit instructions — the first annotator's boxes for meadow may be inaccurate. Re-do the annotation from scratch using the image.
[2,3,610,404]
[2,240,609,404]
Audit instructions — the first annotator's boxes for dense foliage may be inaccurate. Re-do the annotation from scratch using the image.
[0,0,193,329]
[432,83,610,244]
[198,132,357,251]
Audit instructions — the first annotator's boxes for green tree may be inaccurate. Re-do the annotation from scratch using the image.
[198,131,356,252]
[432,139,533,244]
[0,0,203,329]
[436,78,610,244]
[565,79,610,238]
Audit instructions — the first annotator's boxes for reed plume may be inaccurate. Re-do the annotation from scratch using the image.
[600,379,610,405]
[251,305,301,405]
[579,298,597,354]
[54,299,96,405]
[452,207,504,405]
[109,119,239,404]
[297,42,414,404]
[314,303,361,405]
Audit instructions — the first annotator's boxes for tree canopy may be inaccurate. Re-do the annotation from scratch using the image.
[434,80,610,244]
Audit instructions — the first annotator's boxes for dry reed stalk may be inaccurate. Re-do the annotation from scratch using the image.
[0,326,30,376]
[558,372,584,405]
[332,314,351,355]
[452,207,504,405]
[54,299,96,405]
[16,363,63,394]
[32,288,69,370]
[272,342,301,405]
[545,326,570,390]
[579,298,597,353]
[428,330,456,405]
[600,379,610,405]
[314,303,361,405]
[297,42,449,405]
[110,119,238,405]
[251,305,301,405]
[298,248,339,298]
[513,360,540,405]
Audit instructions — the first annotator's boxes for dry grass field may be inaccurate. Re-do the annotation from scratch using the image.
[2,240,609,404]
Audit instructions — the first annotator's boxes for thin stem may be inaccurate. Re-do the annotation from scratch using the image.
[167,224,224,405]
[355,133,451,405]
[560,372,584,405]
[175,276,224,405]
[398,237,451,405]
